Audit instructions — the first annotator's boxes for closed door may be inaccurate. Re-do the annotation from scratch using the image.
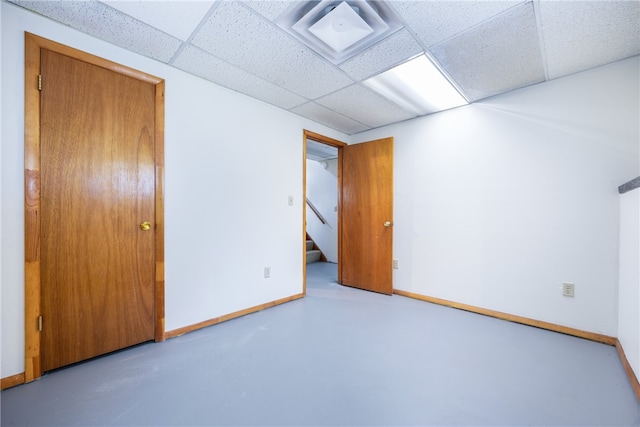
[340,137,394,295]
[40,48,156,371]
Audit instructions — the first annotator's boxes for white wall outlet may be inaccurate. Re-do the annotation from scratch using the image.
[264,267,271,278]
[287,195,294,206]
[393,259,399,269]
[562,282,575,297]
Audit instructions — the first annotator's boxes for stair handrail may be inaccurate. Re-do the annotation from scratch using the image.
[619,176,640,194]
[306,198,327,225]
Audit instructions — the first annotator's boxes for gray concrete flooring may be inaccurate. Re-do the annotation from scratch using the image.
[2,261,639,426]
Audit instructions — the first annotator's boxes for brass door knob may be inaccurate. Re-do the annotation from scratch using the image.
[384,221,393,227]
[140,221,151,231]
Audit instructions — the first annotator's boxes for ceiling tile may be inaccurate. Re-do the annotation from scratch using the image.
[173,45,308,110]
[13,0,182,62]
[315,84,416,128]
[190,1,354,99]
[100,0,214,41]
[291,102,370,135]
[391,0,524,48]
[430,2,545,102]
[242,0,297,21]
[339,29,424,81]
[307,140,338,161]
[11,0,637,136]
[539,0,640,79]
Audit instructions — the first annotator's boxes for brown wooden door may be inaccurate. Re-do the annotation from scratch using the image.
[339,137,394,295]
[40,48,156,371]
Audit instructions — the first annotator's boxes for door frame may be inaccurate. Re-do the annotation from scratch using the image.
[24,33,165,382]
[302,130,346,294]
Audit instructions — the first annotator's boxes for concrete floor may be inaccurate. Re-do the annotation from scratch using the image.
[2,261,639,426]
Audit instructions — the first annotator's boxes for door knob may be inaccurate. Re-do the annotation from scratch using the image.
[384,221,393,227]
[140,221,151,231]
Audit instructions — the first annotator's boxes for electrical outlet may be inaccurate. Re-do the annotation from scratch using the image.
[264,267,271,278]
[393,259,399,269]
[287,196,294,206]
[562,282,575,297]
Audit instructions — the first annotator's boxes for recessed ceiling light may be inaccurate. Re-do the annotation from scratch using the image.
[364,55,469,116]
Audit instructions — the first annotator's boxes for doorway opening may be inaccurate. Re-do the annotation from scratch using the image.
[303,130,395,296]
[303,131,346,294]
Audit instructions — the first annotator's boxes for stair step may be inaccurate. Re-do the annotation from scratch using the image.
[306,249,321,264]
[306,240,314,251]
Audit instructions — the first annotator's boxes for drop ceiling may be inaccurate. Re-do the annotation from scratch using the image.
[307,139,338,161]
[8,0,640,135]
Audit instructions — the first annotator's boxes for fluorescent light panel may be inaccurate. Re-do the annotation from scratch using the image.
[364,55,468,116]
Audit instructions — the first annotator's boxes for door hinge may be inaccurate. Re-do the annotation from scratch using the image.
[38,315,43,332]
[38,74,42,91]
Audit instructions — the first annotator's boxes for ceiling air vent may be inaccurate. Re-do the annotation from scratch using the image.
[276,1,402,65]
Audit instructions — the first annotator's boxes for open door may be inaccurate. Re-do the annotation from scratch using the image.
[302,131,393,296]
[339,137,394,295]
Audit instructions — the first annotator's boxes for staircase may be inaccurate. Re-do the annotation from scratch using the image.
[306,234,323,264]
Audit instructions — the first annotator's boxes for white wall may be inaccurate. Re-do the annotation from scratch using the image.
[306,159,338,262]
[354,56,640,337]
[0,1,4,382]
[618,188,640,381]
[0,2,348,378]
[617,100,640,381]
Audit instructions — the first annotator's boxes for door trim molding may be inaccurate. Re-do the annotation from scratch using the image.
[24,33,165,382]
[302,130,346,293]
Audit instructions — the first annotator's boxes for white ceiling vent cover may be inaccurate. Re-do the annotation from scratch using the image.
[308,2,374,52]
[277,1,402,65]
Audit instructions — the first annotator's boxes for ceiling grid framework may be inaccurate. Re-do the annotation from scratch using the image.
[8,0,640,135]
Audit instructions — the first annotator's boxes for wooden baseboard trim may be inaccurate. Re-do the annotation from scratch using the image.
[1,373,26,390]
[393,289,617,346]
[165,293,305,339]
[616,340,640,402]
